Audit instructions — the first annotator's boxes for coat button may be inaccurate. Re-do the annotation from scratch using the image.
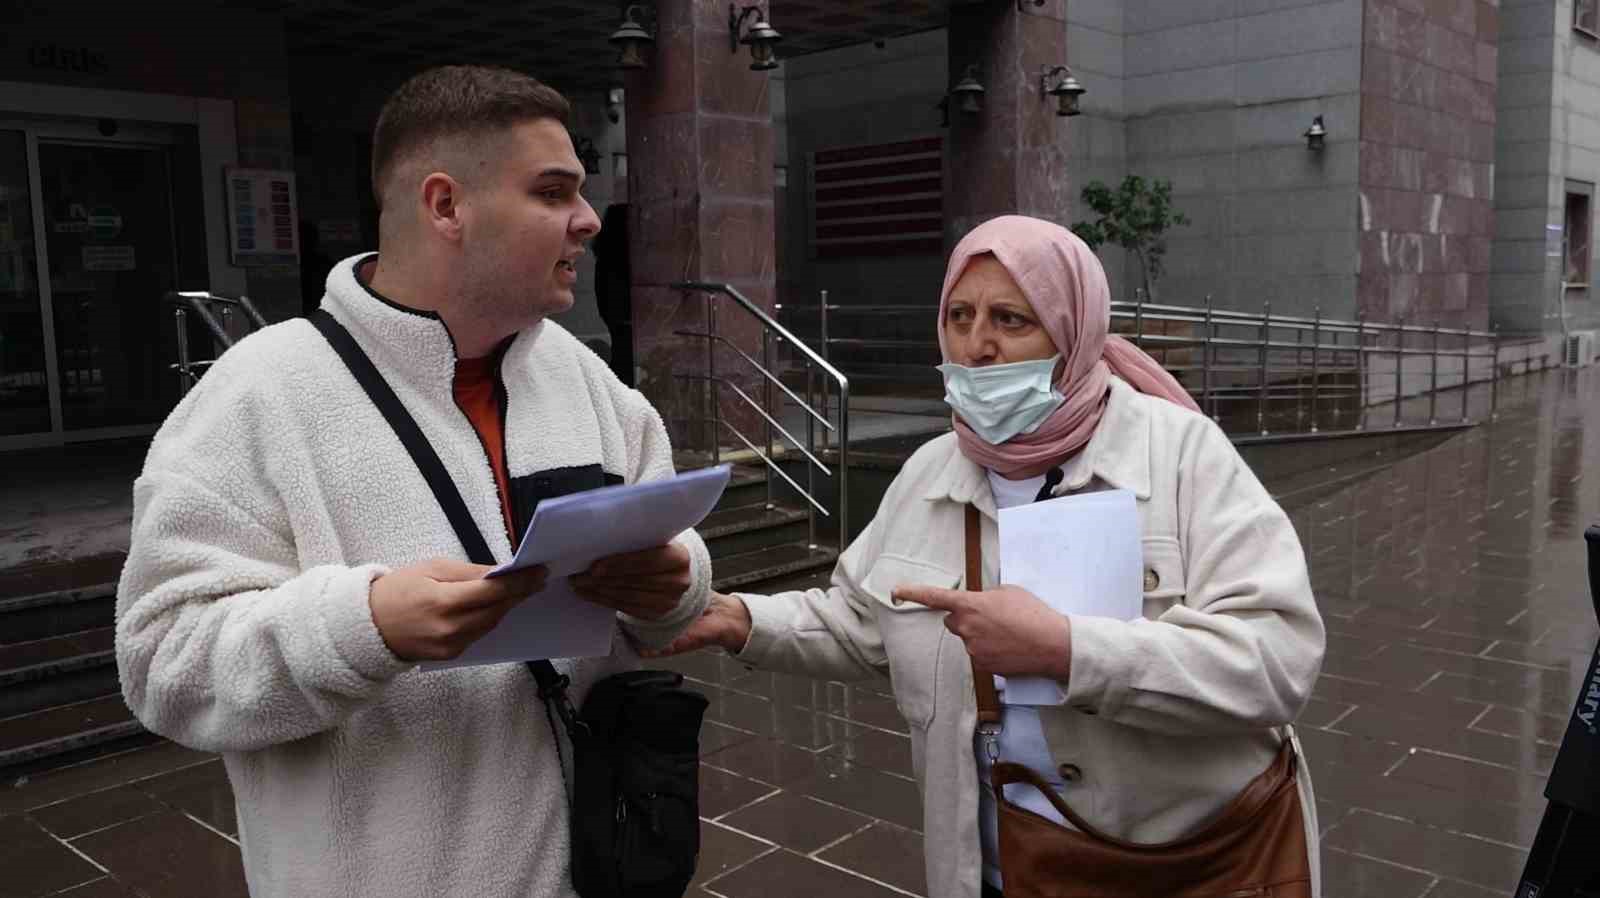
[1143,568,1160,592]
[1057,763,1083,783]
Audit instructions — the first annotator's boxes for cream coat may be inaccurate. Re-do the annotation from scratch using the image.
[737,377,1325,898]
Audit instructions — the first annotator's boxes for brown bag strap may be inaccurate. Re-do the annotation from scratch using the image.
[967,504,1002,729]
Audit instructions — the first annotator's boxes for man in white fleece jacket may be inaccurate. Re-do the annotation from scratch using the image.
[115,66,712,898]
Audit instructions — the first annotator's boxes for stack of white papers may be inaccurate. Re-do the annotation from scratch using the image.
[420,465,731,670]
[996,488,1143,705]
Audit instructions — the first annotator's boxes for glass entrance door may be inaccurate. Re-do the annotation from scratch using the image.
[38,141,182,431]
[0,130,51,438]
[0,118,196,449]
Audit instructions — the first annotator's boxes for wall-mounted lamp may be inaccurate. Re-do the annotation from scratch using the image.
[573,136,602,174]
[1040,65,1086,117]
[1304,115,1327,151]
[729,4,782,71]
[605,87,624,124]
[609,5,654,71]
[950,65,986,115]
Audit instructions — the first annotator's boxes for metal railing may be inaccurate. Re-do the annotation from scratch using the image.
[782,291,1516,441]
[672,282,851,557]
[166,291,268,395]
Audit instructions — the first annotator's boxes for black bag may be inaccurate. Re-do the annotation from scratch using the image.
[311,310,708,898]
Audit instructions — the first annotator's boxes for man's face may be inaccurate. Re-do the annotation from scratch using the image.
[459,118,601,331]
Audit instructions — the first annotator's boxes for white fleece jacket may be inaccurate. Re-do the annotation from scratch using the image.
[115,254,712,898]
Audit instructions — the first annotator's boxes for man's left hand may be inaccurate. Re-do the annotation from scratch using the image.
[890,583,1072,681]
[571,543,693,621]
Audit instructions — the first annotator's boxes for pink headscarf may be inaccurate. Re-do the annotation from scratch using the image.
[936,215,1200,477]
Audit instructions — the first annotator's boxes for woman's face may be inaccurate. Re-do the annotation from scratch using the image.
[943,255,1058,367]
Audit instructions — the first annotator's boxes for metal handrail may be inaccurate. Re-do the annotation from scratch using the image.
[781,292,1507,439]
[165,290,268,395]
[673,281,851,558]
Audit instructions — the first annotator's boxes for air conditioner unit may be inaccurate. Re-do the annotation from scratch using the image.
[1565,329,1599,367]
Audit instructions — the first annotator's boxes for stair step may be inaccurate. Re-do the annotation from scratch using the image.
[715,465,769,512]
[0,585,118,646]
[711,542,839,593]
[0,627,120,719]
[0,694,148,772]
[701,504,811,558]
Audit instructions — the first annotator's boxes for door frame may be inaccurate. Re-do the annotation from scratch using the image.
[0,81,242,451]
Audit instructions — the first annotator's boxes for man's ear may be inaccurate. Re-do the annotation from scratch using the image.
[420,172,464,242]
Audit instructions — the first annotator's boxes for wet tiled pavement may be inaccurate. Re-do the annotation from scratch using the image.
[4,367,1599,898]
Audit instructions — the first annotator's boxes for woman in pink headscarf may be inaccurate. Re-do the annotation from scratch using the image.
[659,216,1325,898]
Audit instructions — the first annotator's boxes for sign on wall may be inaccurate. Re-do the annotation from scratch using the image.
[225,167,299,267]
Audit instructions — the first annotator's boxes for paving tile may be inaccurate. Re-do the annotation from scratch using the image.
[1331,706,1558,774]
[816,822,927,896]
[1421,878,1508,898]
[704,736,831,787]
[1386,748,1549,808]
[717,791,872,854]
[0,742,214,815]
[71,810,247,898]
[723,670,847,710]
[50,877,141,897]
[0,813,104,897]
[1317,761,1543,848]
[700,764,777,819]
[692,820,772,887]
[1419,671,1577,718]
[703,688,848,750]
[700,720,762,755]
[820,723,914,777]
[1323,810,1527,891]
[704,847,906,898]
[793,759,923,832]
[28,785,164,840]
[821,689,909,735]
[1469,703,1568,745]
[137,761,237,836]
[1320,846,1435,898]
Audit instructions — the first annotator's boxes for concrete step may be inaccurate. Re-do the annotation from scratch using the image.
[711,541,839,593]
[0,694,151,776]
[0,585,118,646]
[714,465,769,513]
[701,503,811,559]
[0,627,120,719]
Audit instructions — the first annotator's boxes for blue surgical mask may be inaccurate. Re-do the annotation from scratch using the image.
[936,355,1065,445]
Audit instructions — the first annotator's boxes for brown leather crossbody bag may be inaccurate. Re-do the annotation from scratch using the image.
[964,505,1312,898]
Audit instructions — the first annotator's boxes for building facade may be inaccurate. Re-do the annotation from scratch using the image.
[0,0,1594,453]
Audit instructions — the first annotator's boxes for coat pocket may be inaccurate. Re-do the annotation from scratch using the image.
[1140,536,1187,618]
[861,554,962,729]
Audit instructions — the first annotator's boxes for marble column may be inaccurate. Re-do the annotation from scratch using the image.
[945,0,1073,247]
[622,0,777,454]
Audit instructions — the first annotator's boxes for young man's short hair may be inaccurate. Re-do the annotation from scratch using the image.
[371,65,571,209]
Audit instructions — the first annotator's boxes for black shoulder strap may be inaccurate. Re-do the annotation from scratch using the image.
[308,310,578,731]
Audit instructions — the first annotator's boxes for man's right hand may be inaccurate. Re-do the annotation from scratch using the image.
[369,559,548,662]
[644,592,752,657]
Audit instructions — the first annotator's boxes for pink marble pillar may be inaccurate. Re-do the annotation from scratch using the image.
[945,0,1073,246]
[622,0,776,454]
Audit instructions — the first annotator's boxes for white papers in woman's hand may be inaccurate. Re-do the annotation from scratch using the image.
[997,488,1143,705]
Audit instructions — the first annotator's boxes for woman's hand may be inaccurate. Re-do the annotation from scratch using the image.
[641,591,752,657]
[890,583,1072,680]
